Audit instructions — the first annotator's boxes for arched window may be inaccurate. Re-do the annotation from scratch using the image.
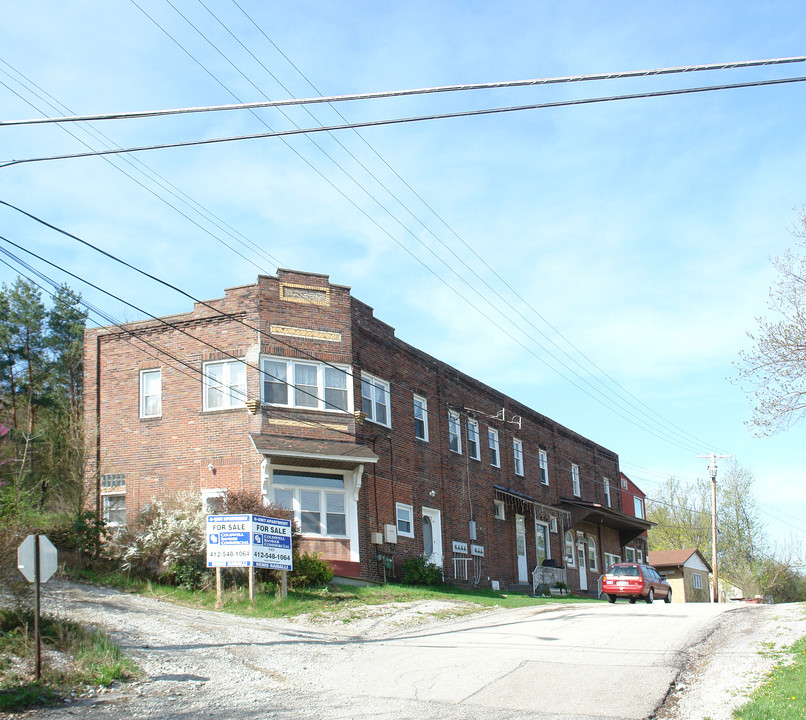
[564,531,575,566]
[587,536,598,572]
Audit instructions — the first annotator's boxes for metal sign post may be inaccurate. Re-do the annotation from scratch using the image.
[18,534,58,681]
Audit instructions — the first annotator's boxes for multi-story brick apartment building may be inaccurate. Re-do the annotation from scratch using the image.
[84,269,650,591]
[618,472,650,566]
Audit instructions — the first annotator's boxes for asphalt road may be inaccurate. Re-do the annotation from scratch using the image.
[28,582,804,720]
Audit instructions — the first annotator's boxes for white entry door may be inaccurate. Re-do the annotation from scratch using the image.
[577,535,588,591]
[421,507,443,567]
[516,514,528,583]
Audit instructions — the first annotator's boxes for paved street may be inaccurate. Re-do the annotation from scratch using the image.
[36,582,802,720]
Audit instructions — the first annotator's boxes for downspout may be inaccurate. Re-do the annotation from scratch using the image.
[94,333,102,548]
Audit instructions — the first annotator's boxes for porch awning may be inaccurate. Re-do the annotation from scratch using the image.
[560,497,653,546]
[250,434,378,471]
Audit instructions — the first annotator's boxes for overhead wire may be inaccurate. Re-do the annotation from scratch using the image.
[4,73,806,168]
[2,54,804,127]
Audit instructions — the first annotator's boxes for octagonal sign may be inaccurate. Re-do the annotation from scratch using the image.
[17,535,58,584]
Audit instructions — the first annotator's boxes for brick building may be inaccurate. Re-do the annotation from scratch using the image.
[618,472,650,565]
[84,269,650,591]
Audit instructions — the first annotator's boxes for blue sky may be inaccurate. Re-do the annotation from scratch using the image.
[1,2,805,557]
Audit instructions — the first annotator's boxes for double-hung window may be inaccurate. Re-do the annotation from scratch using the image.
[102,494,126,526]
[204,359,246,410]
[272,470,347,537]
[413,395,428,441]
[564,531,575,566]
[262,356,350,412]
[603,477,611,507]
[361,372,390,426]
[571,463,581,496]
[513,439,524,476]
[538,449,549,485]
[140,368,162,418]
[396,503,414,538]
[634,496,645,519]
[467,418,480,460]
[448,411,462,454]
[489,428,500,467]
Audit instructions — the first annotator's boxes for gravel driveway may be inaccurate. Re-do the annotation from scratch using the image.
[13,581,806,720]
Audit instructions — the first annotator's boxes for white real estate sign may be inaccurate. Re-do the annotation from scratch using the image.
[206,514,293,571]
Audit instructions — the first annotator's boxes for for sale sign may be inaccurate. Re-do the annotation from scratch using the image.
[206,514,293,571]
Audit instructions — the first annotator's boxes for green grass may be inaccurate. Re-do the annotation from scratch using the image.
[0,607,138,712]
[69,565,599,619]
[733,634,806,720]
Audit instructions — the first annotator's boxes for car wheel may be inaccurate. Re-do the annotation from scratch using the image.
[608,594,617,604]
[645,588,654,604]
[629,598,636,604]
[664,589,672,604]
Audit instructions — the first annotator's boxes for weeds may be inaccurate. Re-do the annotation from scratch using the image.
[0,607,137,712]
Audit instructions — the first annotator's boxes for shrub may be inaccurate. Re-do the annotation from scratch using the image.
[104,492,206,583]
[289,552,334,588]
[401,555,443,586]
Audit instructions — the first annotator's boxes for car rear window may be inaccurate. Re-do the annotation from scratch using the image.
[610,565,640,577]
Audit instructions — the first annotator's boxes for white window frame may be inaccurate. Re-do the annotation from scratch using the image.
[488,428,500,467]
[637,548,644,563]
[102,493,126,527]
[203,359,247,411]
[587,536,598,572]
[201,488,226,514]
[535,520,551,562]
[604,552,621,570]
[262,356,352,413]
[538,449,549,485]
[571,463,581,497]
[513,439,524,476]
[634,496,645,519]
[550,516,558,533]
[272,471,349,538]
[693,572,703,589]
[625,546,636,563]
[564,531,575,566]
[467,418,480,460]
[396,503,414,538]
[140,368,162,418]
[361,372,391,426]
[494,499,506,520]
[413,395,428,441]
[448,410,462,454]
[603,477,611,507]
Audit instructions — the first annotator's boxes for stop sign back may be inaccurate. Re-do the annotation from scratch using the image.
[17,535,58,583]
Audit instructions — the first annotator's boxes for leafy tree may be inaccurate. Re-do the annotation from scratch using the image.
[735,209,806,435]
[646,475,712,554]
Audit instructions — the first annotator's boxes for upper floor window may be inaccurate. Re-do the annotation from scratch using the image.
[571,463,581,496]
[140,368,162,418]
[204,359,246,411]
[603,477,611,507]
[448,411,462,453]
[467,418,480,460]
[634,496,645,519]
[488,428,500,467]
[513,439,524,476]
[413,395,428,441]
[361,372,390,426]
[538,449,549,485]
[262,356,350,412]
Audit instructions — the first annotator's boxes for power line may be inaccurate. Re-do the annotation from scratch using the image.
[3,74,805,168]
[3,55,804,127]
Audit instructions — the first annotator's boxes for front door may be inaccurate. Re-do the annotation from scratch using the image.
[577,536,588,591]
[516,514,528,583]
[421,507,443,568]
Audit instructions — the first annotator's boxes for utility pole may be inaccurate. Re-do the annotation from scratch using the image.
[697,452,731,603]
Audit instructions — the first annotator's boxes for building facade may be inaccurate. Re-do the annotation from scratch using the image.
[647,549,712,603]
[84,269,649,590]
[618,472,650,566]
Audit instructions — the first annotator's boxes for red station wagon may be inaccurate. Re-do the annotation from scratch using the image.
[602,563,672,604]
